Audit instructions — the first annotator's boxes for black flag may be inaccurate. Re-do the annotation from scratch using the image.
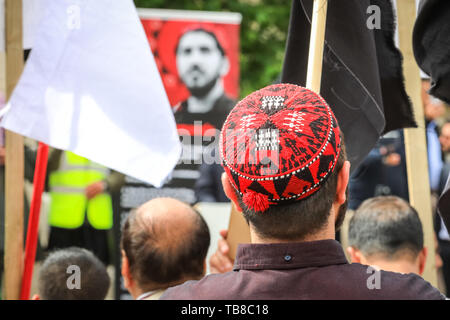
[415,0,450,229]
[281,0,416,171]
[413,0,450,104]
[438,176,450,230]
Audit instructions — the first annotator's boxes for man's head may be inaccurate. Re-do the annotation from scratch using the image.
[35,247,110,300]
[120,197,210,298]
[176,28,229,98]
[422,79,446,121]
[220,84,350,242]
[440,121,450,153]
[347,196,428,275]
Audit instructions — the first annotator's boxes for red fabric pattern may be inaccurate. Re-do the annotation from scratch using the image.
[221,84,341,212]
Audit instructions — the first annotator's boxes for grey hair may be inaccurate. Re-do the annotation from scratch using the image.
[348,196,424,260]
[38,247,110,300]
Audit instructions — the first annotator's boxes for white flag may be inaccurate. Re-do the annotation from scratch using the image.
[1,0,181,187]
[23,0,46,50]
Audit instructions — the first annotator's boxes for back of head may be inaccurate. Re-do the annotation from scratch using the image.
[421,79,446,121]
[220,83,346,240]
[348,196,424,261]
[121,198,210,291]
[39,247,110,300]
[440,120,450,153]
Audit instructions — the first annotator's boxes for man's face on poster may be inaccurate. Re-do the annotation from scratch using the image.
[176,30,229,97]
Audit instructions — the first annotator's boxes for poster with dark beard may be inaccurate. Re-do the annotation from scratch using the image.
[127,10,242,205]
[113,9,241,300]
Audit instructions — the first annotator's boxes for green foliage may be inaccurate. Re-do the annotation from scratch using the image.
[134,0,291,98]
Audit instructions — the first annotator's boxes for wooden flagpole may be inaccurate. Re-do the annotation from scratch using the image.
[396,0,437,287]
[305,0,328,92]
[226,0,329,260]
[226,205,250,260]
[3,0,24,300]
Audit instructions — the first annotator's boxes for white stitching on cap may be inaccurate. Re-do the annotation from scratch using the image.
[261,96,285,111]
[255,129,279,151]
[283,111,305,132]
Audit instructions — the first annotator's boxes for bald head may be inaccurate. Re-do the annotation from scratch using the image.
[422,79,446,120]
[121,198,210,292]
[134,198,203,257]
[138,197,197,232]
[440,121,450,153]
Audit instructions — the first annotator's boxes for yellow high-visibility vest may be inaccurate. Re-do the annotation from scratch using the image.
[49,151,113,230]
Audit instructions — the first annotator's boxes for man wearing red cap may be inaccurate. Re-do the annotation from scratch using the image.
[161,84,445,300]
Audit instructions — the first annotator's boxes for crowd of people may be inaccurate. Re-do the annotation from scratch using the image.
[0,0,448,303]
[1,25,448,299]
[28,83,449,300]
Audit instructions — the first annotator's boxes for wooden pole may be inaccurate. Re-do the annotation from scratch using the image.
[226,205,251,260]
[306,0,328,92]
[396,0,437,286]
[3,0,24,300]
[226,0,329,260]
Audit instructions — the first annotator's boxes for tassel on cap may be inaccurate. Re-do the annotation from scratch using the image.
[242,190,269,212]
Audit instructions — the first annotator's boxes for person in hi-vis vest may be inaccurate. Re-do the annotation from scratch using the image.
[46,149,124,265]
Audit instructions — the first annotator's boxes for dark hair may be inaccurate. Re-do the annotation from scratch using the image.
[348,196,424,260]
[121,204,210,291]
[38,247,110,300]
[236,139,346,241]
[175,28,225,57]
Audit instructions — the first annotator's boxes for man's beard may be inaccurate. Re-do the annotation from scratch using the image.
[187,77,219,98]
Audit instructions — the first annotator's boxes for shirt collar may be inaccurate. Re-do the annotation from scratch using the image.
[233,239,348,271]
[136,289,165,300]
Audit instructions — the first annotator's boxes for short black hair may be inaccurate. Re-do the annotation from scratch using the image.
[175,28,225,57]
[348,196,424,260]
[236,139,346,241]
[121,204,210,292]
[38,247,110,300]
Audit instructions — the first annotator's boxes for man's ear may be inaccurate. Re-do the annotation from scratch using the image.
[121,250,132,290]
[335,160,350,205]
[418,247,428,276]
[221,172,243,212]
[347,246,363,264]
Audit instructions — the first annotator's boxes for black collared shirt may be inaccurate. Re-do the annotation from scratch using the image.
[161,240,445,300]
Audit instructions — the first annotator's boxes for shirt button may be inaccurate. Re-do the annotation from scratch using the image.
[284,254,292,262]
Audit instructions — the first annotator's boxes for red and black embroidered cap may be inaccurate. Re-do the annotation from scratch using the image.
[220,83,342,212]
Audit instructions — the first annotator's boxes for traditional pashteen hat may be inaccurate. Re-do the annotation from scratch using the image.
[220,83,342,212]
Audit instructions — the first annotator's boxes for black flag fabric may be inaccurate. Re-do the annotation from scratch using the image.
[281,0,416,172]
[415,0,450,229]
[438,176,450,231]
[413,0,450,104]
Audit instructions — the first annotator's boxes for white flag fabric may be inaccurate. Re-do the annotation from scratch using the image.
[23,0,46,50]
[1,0,181,187]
